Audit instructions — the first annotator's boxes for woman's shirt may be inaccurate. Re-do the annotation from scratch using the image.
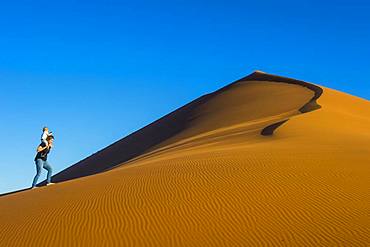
[34,142,51,161]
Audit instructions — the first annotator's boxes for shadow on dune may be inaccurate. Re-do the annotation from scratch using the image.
[261,120,290,136]
[0,188,30,197]
[37,93,215,186]
[32,71,323,187]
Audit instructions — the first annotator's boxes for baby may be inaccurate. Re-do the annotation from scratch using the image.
[41,127,53,146]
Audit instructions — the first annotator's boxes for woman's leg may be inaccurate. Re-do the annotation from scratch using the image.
[43,161,53,184]
[32,159,43,187]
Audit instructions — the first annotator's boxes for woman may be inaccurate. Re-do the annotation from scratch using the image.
[31,135,54,188]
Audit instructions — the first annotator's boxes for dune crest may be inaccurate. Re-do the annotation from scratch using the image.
[1,71,369,246]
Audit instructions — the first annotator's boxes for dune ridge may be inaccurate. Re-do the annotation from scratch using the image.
[0,71,369,246]
[238,70,323,113]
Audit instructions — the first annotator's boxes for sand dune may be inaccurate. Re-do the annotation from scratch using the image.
[0,71,369,246]
[37,71,322,184]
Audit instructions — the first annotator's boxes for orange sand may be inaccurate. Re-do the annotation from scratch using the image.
[0,71,369,246]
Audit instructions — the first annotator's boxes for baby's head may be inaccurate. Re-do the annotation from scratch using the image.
[43,127,49,132]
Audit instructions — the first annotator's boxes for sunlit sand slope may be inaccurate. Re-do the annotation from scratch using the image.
[0,71,369,246]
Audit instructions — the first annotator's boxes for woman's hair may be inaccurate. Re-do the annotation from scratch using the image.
[46,135,54,141]
[43,127,48,132]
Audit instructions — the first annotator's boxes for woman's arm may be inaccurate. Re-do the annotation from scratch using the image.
[37,144,48,152]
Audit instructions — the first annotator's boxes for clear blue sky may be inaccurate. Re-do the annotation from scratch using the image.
[1,0,369,194]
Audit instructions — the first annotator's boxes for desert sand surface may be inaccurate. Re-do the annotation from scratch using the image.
[0,71,369,246]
